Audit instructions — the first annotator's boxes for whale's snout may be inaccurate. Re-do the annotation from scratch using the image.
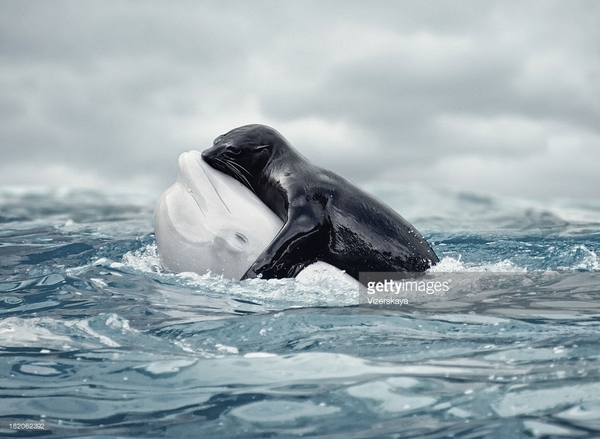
[154,149,284,279]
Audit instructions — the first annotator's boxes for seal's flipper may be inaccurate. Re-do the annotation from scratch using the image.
[243,208,329,279]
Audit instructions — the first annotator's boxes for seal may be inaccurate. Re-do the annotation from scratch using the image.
[201,124,439,281]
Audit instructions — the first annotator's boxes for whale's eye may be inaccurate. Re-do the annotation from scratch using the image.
[234,233,248,246]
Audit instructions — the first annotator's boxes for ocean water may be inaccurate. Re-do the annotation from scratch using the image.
[1,185,600,438]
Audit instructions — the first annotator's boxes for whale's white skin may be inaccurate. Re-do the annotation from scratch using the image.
[154,150,360,287]
[154,150,282,279]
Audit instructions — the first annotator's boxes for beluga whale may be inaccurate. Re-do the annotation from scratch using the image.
[154,149,357,284]
[154,150,282,280]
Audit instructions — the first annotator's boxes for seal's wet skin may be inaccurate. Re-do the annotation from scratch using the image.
[202,124,438,282]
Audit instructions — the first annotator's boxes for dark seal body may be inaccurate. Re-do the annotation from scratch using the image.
[201,124,439,281]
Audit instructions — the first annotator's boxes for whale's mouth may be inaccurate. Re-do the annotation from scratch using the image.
[176,150,227,215]
[153,151,228,249]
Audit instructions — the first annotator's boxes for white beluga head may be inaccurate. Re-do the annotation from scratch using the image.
[154,150,283,279]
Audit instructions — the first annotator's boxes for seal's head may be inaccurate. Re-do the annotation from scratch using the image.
[201,124,290,192]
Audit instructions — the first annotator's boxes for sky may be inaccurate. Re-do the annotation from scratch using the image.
[1,0,599,200]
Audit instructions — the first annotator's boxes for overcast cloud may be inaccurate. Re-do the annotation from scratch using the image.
[1,0,599,200]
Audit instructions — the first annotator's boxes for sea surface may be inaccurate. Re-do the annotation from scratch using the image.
[1,185,600,438]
